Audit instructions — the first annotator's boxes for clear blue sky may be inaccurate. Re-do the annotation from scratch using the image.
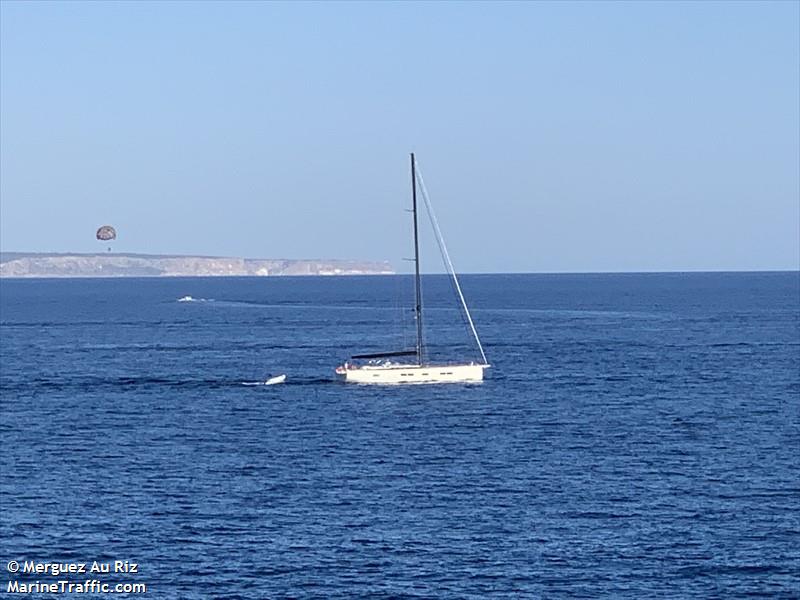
[1,1,798,272]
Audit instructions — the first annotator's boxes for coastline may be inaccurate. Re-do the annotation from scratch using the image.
[0,252,394,278]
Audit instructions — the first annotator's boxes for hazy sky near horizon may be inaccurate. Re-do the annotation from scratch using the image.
[1,1,798,273]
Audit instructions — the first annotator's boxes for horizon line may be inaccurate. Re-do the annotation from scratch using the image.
[0,251,796,276]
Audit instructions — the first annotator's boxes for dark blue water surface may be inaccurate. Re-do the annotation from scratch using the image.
[1,273,798,598]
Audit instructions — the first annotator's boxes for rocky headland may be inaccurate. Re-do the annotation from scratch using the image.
[0,253,394,278]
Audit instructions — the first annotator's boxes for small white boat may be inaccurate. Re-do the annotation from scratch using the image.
[264,374,286,385]
[336,153,490,385]
[177,295,194,302]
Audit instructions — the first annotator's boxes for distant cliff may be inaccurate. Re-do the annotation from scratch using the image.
[0,253,394,278]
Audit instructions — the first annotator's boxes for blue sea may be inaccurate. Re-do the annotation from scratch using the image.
[1,272,798,598]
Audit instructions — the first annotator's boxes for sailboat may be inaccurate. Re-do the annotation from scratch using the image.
[335,153,490,384]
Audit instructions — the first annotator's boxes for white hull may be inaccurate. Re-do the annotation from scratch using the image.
[339,363,488,384]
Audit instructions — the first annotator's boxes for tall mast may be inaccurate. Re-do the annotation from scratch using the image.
[411,152,423,365]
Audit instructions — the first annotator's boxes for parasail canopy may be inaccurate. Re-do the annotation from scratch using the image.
[96,225,117,241]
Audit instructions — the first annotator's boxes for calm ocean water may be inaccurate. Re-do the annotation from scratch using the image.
[1,272,798,598]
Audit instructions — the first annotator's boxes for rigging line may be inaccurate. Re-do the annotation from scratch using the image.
[397,272,412,351]
[439,241,474,361]
[451,277,476,360]
[392,272,404,351]
[414,163,489,365]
